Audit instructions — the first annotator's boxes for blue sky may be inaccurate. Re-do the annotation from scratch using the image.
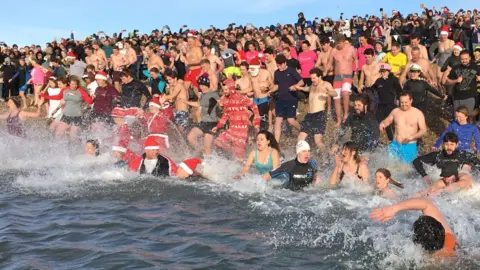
[0,0,477,47]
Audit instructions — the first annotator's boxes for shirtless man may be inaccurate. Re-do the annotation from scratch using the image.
[202,45,223,74]
[125,41,138,77]
[359,48,380,92]
[250,58,274,131]
[305,26,321,51]
[297,67,337,153]
[236,62,253,97]
[92,42,108,71]
[145,45,165,74]
[111,46,129,91]
[85,46,101,71]
[400,46,435,85]
[265,30,280,50]
[263,48,277,79]
[162,69,189,132]
[379,92,427,164]
[327,35,358,126]
[404,33,429,61]
[184,31,204,91]
[316,38,334,112]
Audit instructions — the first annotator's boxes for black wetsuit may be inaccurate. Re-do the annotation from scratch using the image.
[269,159,318,190]
[403,79,444,113]
[120,79,152,109]
[412,149,480,177]
[338,112,380,152]
[371,75,402,141]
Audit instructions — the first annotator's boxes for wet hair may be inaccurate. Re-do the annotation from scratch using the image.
[309,67,323,77]
[10,96,22,108]
[164,68,177,79]
[86,139,100,156]
[257,131,280,152]
[342,141,360,162]
[239,62,249,69]
[375,168,404,188]
[149,67,160,74]
[275,54,287,65]
[399,92,412,100]
[364,48,375,56]
[200,59,210,65]
[302,40,311,47]
[355,93,371,108]
[263,47,274,55]
[443,132,459,144]
[413,216,445,252]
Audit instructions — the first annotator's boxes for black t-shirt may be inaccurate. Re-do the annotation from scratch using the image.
[274,67,302,101]
[450,63,480,100]
[286,58,301,70]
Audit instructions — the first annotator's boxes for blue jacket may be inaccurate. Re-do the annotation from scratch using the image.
[435,121,480,153]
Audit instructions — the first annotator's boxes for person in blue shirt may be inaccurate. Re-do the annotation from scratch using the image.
[262,140,319,190]
[434,106,480,153]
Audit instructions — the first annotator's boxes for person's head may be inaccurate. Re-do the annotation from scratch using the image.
[120,69,134,84]
[69,77,80,89]
[256,131,280,152]
[364,48,375,63]
[275,54,287,71]
[164,68,178,85]
[379,63,392,78]
[240,61,250,76]
[149,67,160,79]
[341,141,359,163]
[354,94,370,115]
[95,71,109,86]
[375,41,384,52]
[310,67,323,85]
[84,46,92,56]
[391,42,400,55]
[399,92,413,111]
[334,35,346,50]
[86,64,95,73]
[442,132,459,154]
[264,48,275,62]
[282,47,292,58]
[411,46,421,62]
[455,106,470,124]
[453,43,463,56]
[301,40,311,52]
[296,140,311,163]
[145,45,154,56]
[410,33,420,46]
[197,72,210,92]
[58,77,68,88]
[359,35,368,46]
[48,77,58,88]
[85,140,100,156]
[7,97,21,110]
[247,43,256,52]
[375,168,404,191]
[144,136,160,159]
[413,215,446,252]
[440,162,459,184]
[409,63,422,79]
[460,50,471,66]
[176,158,203,179]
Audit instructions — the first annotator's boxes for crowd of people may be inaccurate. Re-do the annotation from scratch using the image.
[2,5,480,260]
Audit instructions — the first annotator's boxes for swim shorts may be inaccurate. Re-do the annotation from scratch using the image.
[333,74,353,100]
[184,68,203,88]
[389,140,418,164]
[174,110,190,128]
[275,99,298,118]
[301,110,327,135]
[61,116,82,126]
[193,122,217,135]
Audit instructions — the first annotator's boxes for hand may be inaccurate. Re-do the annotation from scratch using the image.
[423,176,434,185]
[443,95,448,101]
[334,155,343,167]
[358,85,365,92]
[8,79,12,83]
[457,76,463,83]
[289,85,298,91]
[369,205,397,223]
[360,157,369,165]
[211,127,218,133]
[330,144,339,155]
[379,123,386,132]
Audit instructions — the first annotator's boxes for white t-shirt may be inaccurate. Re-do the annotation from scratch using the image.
[143,159,157,174]
[47,87,62,119]
[87,81,98,96]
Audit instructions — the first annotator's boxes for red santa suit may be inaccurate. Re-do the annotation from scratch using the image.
[137,97,174,153]
[214,79,260,159]
[128,136,177,176]
[112,139,141,165]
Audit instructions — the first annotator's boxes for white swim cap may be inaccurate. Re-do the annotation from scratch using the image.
[296,140,310,154]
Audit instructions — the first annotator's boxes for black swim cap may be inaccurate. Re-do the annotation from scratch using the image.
[413,215,445,252]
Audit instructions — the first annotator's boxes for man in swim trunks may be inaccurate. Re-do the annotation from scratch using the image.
[262,140,320,190]
[249,57,274,131]
[146,45,165,74]
[379,92,427,164]
[404,33,429,61]
[110,46,129,91]
[85,46,101,71]
[125,41,138,78]
[316,37,334,113]
[359,48,381,111]
[370,198,457,258]
[184,31,203,90]
[92,41,108,72]
[162,68,190,133]
[297,67,337,154]
[326,35,358,126]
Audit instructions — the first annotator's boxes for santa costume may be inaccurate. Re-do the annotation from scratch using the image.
[128,135,177,177]
[137,96,174,153]
[178,158,203,178]
[214,79,261,159]
[112,139,141,168]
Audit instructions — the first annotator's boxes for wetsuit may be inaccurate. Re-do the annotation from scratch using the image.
[268,158,317,190]
[371,74,402,141]
[120,79,152,109]
[338,112,380,152]
[402,79,444,113]
[412,150,480,177]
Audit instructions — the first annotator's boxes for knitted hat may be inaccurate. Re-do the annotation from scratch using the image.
[249,57,261,67]
[66,51,77,59]
[144,136,160,150]
[95,71,108,80]
[178,158,203,175]
[440,25,449,36]
[112,139,128,153]
[296,140,310,154]
[453,42,464,51]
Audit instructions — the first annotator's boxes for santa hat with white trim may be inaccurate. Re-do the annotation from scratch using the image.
[453,42,464,51]
[149,96,162,109]
[144,136,160,150]
[250,57,261,67]
[187,30,198,38]
[66,51,77,60]
[178,158,203,176]
[112,139,129,153]
[95,71,108,81]
[440,25,449,36]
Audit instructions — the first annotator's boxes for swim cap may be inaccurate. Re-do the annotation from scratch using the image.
[296,140,310,154]
[409,64,422,72]
[413,215,445,252]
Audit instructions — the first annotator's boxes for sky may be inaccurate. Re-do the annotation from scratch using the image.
[0,0,477,47]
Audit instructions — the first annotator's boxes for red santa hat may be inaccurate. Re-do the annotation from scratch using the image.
[95,71,108,81]
[144,136,160,150]
[440,25,449,36]
[149,96,162,109]
[223,78,236,92]
[453,42,464,51]
[187,30,198,38]
[112,139,129,153]
[66,51,77,60]
[250,57,261,67]
[178,158,203,176]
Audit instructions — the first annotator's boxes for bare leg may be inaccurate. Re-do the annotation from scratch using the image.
[274,117,283,143]
[286,118,300,131]
[187,127,203,151]
[334,98,342,127]
[19,91,27,109]
[342,91,350,122]
[298,131,308,142]
[203,134,214,156]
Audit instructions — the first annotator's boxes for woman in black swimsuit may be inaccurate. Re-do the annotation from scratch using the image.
[330,141,369,185]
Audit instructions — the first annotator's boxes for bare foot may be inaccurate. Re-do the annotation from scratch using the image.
[335,121,341,128]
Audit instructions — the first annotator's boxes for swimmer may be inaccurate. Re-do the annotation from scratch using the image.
[0,97,42,138]
[262,140,320,190]
[374,168,404,200]
[236,131,281,178]
[370,198,457,258]
[85,139,100,156]
[330,141,369,185]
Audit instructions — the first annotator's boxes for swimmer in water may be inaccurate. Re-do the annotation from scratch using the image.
[0,97,42,138]
[330,141,369,185]
[236,131,281,178]
[370,198,457,258]
[374,168,404,200]
[85,139,100,156]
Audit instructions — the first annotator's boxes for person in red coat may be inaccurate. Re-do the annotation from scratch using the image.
[136,96,174,153]
[128,135,177,177]
[112,139,141,168]
[212,79,261,160]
